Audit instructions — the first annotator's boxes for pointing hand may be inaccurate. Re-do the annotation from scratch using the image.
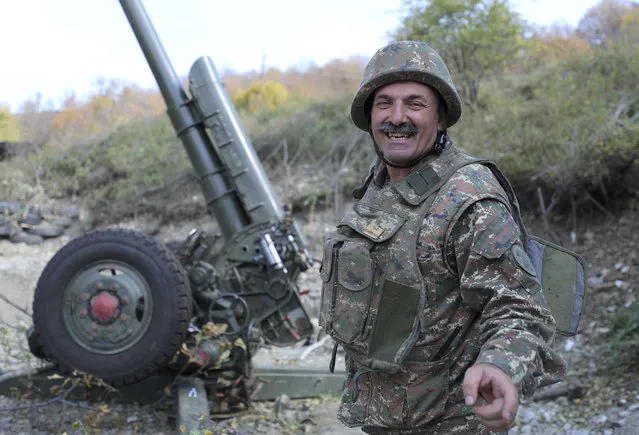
[462,363,519,431]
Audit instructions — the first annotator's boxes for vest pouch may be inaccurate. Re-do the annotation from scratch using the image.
[332,239,375,344]
[527,236,586,336]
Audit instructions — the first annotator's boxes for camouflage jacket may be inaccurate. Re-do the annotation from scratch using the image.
[319,145,566,432]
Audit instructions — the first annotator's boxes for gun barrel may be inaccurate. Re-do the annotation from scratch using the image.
[119,0,250,239]
[188,57,285,225]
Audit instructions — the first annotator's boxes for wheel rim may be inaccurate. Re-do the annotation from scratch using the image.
[61,261,154,355]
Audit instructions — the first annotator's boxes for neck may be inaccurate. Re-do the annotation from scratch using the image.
[387,166,413,182]
[373,133,451,183]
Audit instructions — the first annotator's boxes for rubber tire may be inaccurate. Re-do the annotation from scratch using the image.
[32,228,192,386]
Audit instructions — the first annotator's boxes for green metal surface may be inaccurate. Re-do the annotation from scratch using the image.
[176,377,210,433]
[249,366,346,400]
[62,261,153,354]
[189,57,283,227]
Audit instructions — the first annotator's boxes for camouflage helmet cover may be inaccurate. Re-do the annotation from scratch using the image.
[351,40,462,132]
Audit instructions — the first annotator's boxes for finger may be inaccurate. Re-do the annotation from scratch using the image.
[478,413,516,432]
[478,388,495,403]
[478,372,495,390]
[462,366,483,405]
[473,397,504,421]
[500,382,519,421]
[476,409,513,432]
[477,415,514,432]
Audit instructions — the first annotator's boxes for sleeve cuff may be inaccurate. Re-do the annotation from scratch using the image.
[475,352,538,399]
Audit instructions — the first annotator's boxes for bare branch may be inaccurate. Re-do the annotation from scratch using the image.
[0,318,20,330]
[0,294,32,318]
[583,190,613,217]
[0,367,41,384]
[0,379,131,414]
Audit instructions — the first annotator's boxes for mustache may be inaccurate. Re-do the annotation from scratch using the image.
[377,121,418,135]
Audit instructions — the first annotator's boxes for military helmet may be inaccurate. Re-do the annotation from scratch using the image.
[350,40,462,132]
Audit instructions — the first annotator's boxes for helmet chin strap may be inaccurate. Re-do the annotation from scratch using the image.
[371,129,450,169]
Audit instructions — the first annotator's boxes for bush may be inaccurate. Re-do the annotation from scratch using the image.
[249,95,361,164]
[42,114,192,223]
[603,303,639,373]
[452,43,639,211]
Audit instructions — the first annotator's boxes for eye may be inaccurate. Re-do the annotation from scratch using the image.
[375,100,391,109]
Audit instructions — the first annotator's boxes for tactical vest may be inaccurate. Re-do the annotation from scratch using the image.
[319,146,585,372]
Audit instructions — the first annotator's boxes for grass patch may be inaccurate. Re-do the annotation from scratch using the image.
[601,303,639,374]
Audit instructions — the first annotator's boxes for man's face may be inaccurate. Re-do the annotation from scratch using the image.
[370,81,441,166]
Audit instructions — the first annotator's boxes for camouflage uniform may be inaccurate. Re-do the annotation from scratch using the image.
[319,41,566,434]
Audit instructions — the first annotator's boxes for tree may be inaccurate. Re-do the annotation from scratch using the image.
[51,91,87,142]
[577,0,639,47]
[233,80,290,114]
[0,105,20,142]
[521,25,594,71]
[14,94,55,186]
[18,93,54,150]
[393,0,526,108]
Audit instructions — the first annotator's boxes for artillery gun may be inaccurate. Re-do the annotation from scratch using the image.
[1,0,345,430]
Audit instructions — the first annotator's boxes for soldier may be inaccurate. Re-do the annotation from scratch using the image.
[319,41,566,434]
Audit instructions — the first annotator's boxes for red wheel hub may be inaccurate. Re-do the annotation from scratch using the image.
[90,292,120,323]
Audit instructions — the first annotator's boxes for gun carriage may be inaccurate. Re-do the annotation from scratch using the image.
[2,0,345,430]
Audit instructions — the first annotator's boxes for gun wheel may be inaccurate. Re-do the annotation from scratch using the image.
[32,228,192,386]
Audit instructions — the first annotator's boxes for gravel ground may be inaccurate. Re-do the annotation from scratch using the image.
[1,206,638,434]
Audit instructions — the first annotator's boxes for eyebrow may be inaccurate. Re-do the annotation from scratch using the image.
[374,93,433,104]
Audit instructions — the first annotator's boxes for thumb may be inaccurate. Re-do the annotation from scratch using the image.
[462,365,483,406]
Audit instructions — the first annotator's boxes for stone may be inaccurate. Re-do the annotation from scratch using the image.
[10,230,44,245]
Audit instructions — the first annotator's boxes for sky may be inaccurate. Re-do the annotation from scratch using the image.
[1,0,602,111]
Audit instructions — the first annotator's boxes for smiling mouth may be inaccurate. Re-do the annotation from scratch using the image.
[385,132,412,140]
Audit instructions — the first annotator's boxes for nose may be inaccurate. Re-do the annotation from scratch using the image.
[389,102,406,125]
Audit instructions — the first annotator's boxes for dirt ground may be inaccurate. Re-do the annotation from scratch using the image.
[1,201,638,434]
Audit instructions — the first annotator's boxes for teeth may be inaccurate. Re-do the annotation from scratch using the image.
[387,133,408,139]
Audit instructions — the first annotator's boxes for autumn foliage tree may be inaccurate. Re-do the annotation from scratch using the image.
[521,25,594,71]
[577,0,639,47]
[0,105,21,142]
[223,58,365,104]
[48,79,165,146]
[232,80,290,114]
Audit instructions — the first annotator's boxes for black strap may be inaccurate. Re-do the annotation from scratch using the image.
[329,342,338,373]
[352,164,376,200]
[405,166,441,196]
[351,369,372,403]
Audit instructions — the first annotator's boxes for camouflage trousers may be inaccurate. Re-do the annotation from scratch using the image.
[361,414,507,435]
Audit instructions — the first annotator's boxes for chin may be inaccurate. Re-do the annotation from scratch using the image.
[383,155,413,166]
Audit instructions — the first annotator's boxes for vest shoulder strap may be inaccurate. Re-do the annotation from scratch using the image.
[395,148,481,206]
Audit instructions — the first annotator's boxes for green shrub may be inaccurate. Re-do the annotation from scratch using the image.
[602,303,639,374]
[249,95,361,164]
[453,43,639,209]
[42,114,191,222]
